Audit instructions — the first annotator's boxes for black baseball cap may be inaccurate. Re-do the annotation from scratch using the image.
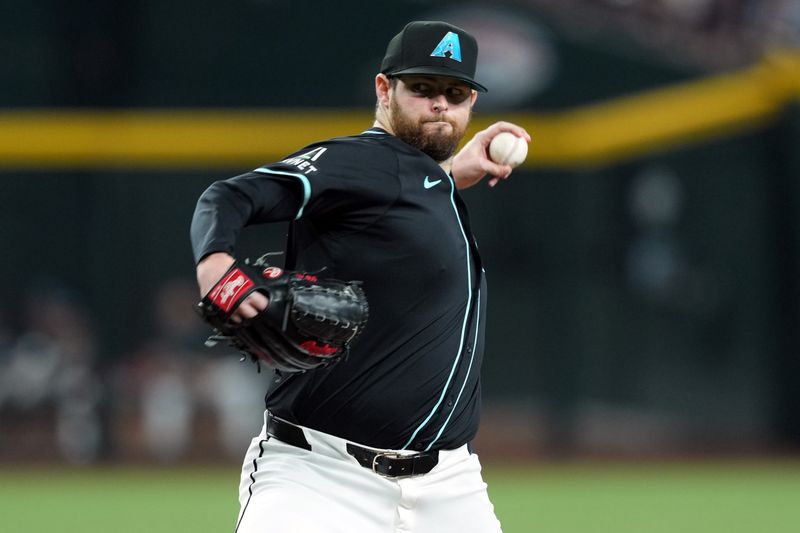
[380,21,488,92]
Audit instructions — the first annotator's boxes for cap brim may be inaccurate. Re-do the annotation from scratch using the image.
[385,66,488,92]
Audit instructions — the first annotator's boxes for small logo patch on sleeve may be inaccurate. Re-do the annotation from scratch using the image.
[209,269,254,312]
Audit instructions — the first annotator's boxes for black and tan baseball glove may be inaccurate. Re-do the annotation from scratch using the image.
[197,258,368,373]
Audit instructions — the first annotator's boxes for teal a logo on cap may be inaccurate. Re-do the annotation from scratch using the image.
[430,31,462,62]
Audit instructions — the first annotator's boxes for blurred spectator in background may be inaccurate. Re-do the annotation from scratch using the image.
[533,0,799,68]
[755,0,800,48]
[0,281,103,464]
[114,278,266,461]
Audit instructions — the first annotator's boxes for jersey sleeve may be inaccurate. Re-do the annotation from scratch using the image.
[190,136,398,264]
[190,169,303,263]
[253,138,399,221]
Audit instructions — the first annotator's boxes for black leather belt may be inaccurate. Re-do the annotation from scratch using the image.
[266,413,439,478]
[345,443,439,477]
[266,414,311,451]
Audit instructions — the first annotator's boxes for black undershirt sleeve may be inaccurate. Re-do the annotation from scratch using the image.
[190,171,302,264]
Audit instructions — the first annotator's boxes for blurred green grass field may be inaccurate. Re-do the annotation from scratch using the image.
[1,461,798,532]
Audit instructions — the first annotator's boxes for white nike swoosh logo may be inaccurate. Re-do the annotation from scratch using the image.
[423,176,442,189]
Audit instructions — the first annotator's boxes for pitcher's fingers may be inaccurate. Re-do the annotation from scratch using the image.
[231,301,260,323]
[485,121,531,142]
[483,159,512,178]
[248,291,270,311]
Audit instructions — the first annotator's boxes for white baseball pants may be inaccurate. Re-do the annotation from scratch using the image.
[235,412,503,533]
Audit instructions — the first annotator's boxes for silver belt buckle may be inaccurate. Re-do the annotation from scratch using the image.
[371,451,405,476]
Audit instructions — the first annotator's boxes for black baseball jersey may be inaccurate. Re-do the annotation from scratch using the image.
[191,127,487,452]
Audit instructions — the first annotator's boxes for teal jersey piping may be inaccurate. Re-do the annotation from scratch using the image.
[401,172,474,450]
[423,287,481,451]
[252,167,312,220]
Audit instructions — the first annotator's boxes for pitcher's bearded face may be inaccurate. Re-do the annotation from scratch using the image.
[388,76,474,162]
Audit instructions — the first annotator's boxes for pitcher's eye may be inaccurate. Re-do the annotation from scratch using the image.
[411,83,432,96]
[446,87,469,104]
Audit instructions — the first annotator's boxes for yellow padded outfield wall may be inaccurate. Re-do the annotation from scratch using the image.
[0,51,798,170]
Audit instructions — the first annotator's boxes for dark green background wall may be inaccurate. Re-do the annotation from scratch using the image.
[1,1,797,451]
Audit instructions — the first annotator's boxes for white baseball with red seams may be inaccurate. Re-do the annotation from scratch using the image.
[488,132,528,168]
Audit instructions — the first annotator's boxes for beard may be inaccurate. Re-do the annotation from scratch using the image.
[389,98,470,162]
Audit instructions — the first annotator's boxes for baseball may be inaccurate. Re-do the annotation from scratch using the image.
[489,132,528,168]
